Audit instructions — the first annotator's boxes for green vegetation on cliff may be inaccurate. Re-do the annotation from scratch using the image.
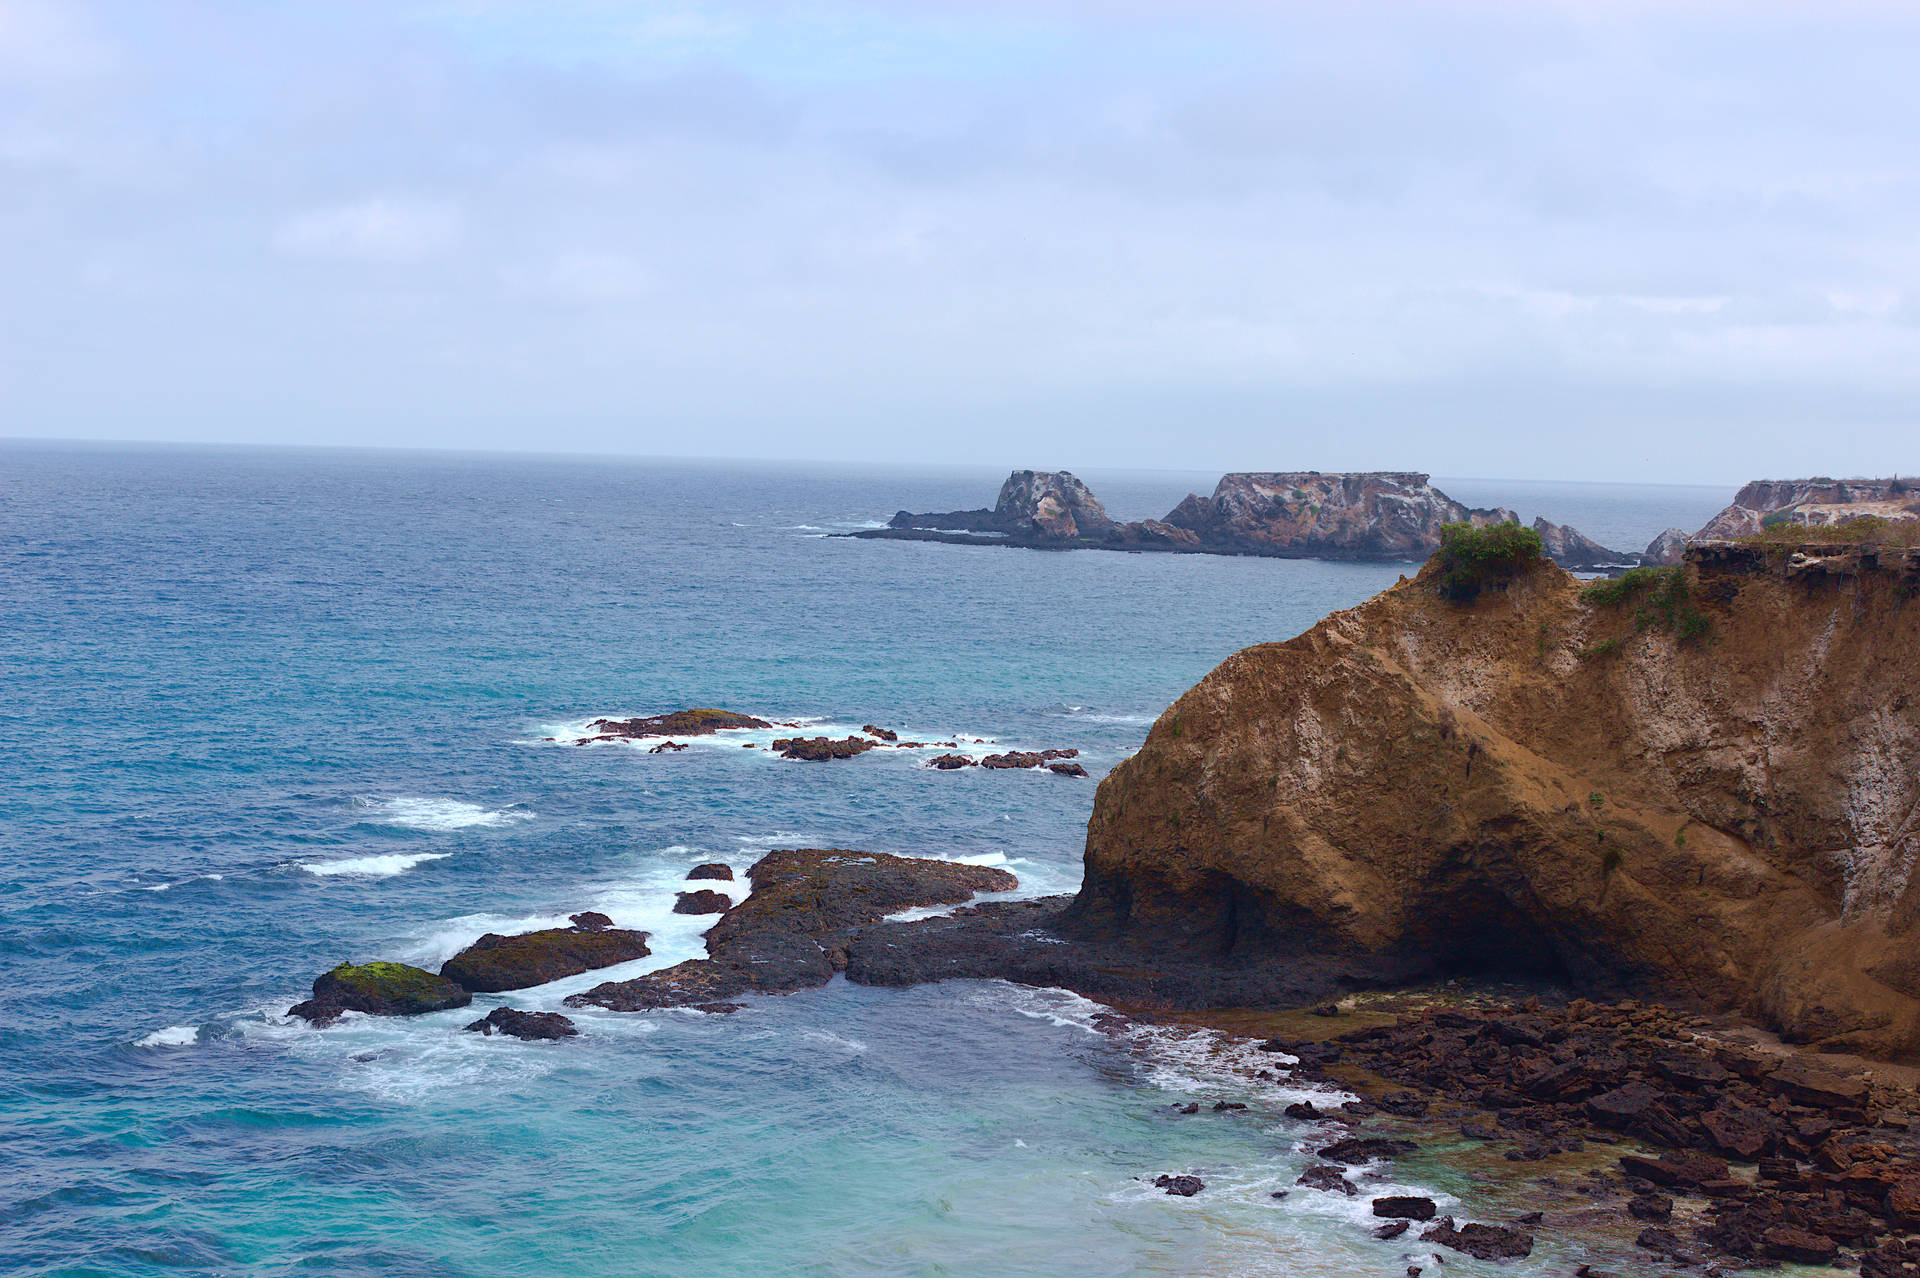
[1430,522,1546,602]
[1580,566,1710,642]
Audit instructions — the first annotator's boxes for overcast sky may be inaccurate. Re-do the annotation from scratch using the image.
[3,1,1917,482]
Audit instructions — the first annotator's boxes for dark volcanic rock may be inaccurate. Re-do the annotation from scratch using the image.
[440,926,651,993]
[1154,1174,1204,1197]
[1298,1164,1358,1195]
[464,1007,578,1040]
[772,736,875,761]
[587,709,771,738]
[1373,1196,1436,1220]
[1373,1220,1410,1240]
[926,754,977,770]
[569,911,614,931]
[1420,1217,1534,1261]
[843,897,1359,1010]
[568,849,1017,1012]
[1048,762,1089,777]
[687,864,734,881]
[294,961,473,1020]
[1618,1152,1729,1189]
[673,889,731,915]
[981,752,1044,769]
[648,740,687,753]
[1320,1137,1417,1165]
[861,725,899,742]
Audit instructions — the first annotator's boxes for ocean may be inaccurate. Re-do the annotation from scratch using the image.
[0,443,1731,1276]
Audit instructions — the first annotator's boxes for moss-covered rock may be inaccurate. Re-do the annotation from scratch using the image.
[292,961,473,1021]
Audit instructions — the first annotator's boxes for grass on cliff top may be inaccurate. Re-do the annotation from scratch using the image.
[1580,566,1710,642]
[1430,522,1547,603]
[1743,513,1920,550]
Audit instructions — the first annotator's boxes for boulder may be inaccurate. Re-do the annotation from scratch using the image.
[1769,1058,1870,1110]
[1373,1220,1410,1240]
[1701,1100,1780,1160]
[440,926,651,993]
[1048,762,1089,777]
[293,961,473,1020]
[1762,1225,1839,1264]
[1618,1152,1729,1189]
[1420,1218,1534,1261]
[1154,1174,1204,1197]
[463,1007,578,1041]
[1373,1196,1436,1220]
[569,911,614,931]
[1297,1164,1358,1195]
[861,725,899,742]
[673,889,731,915]
[981,752,1044,769]
[926,754,977,770]
[1319,1137,1417,1164]
[687,864,734,881]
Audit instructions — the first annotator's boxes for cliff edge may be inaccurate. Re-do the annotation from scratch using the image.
[1068,538,1920,1060]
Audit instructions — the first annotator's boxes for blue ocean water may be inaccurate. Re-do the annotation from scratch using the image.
[0,444,1731,1277]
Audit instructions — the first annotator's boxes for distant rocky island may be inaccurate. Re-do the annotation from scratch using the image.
[852,468,1919,571]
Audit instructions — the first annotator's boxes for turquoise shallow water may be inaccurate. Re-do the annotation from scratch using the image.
[0,444,1730,1276]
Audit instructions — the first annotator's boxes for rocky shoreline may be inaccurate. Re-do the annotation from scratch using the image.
[282,837,1920,1270]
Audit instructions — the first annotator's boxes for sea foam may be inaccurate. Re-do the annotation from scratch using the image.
[356,796,533,831]
[301,851,452,878]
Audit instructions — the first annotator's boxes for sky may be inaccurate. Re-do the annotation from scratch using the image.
[2,0,1918,483]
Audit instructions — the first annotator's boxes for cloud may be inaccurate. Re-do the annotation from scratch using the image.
[3,0,1918,481]
[272,197,462,263]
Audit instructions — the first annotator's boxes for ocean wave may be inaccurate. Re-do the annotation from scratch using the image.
[140,873,226,893]
[301,851,452,878]
[355,796,533,832]
[135,1025,201,1048]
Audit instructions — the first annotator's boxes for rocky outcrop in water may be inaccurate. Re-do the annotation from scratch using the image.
[439,924,651,992]
[1067,539,1920,1059]
[878,469,1119,541]
[290,961,473,1022]
[1532,517,1633,569]
[464,1007,579,1040]
[855,469,1636,566]
[1160,472,1520,560]
[580,709,772,740]
[771,735,875,761]
[567,849,1018,1011]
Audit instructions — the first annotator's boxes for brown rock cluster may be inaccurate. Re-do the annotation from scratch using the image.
[1286,999,1920,1271]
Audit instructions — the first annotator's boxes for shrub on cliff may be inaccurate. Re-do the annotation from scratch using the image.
[1581,567,1710,642]
[1429,522,1546,602]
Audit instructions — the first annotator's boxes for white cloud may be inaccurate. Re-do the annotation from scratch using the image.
[272,197,462,264]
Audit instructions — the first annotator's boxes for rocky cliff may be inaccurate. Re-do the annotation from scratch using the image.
[1068,540,1920,1060]
[1159,472,1521,560]
[1696,477,1918,541]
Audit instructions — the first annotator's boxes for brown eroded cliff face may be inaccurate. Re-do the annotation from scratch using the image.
[1069,544,1920,1059]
